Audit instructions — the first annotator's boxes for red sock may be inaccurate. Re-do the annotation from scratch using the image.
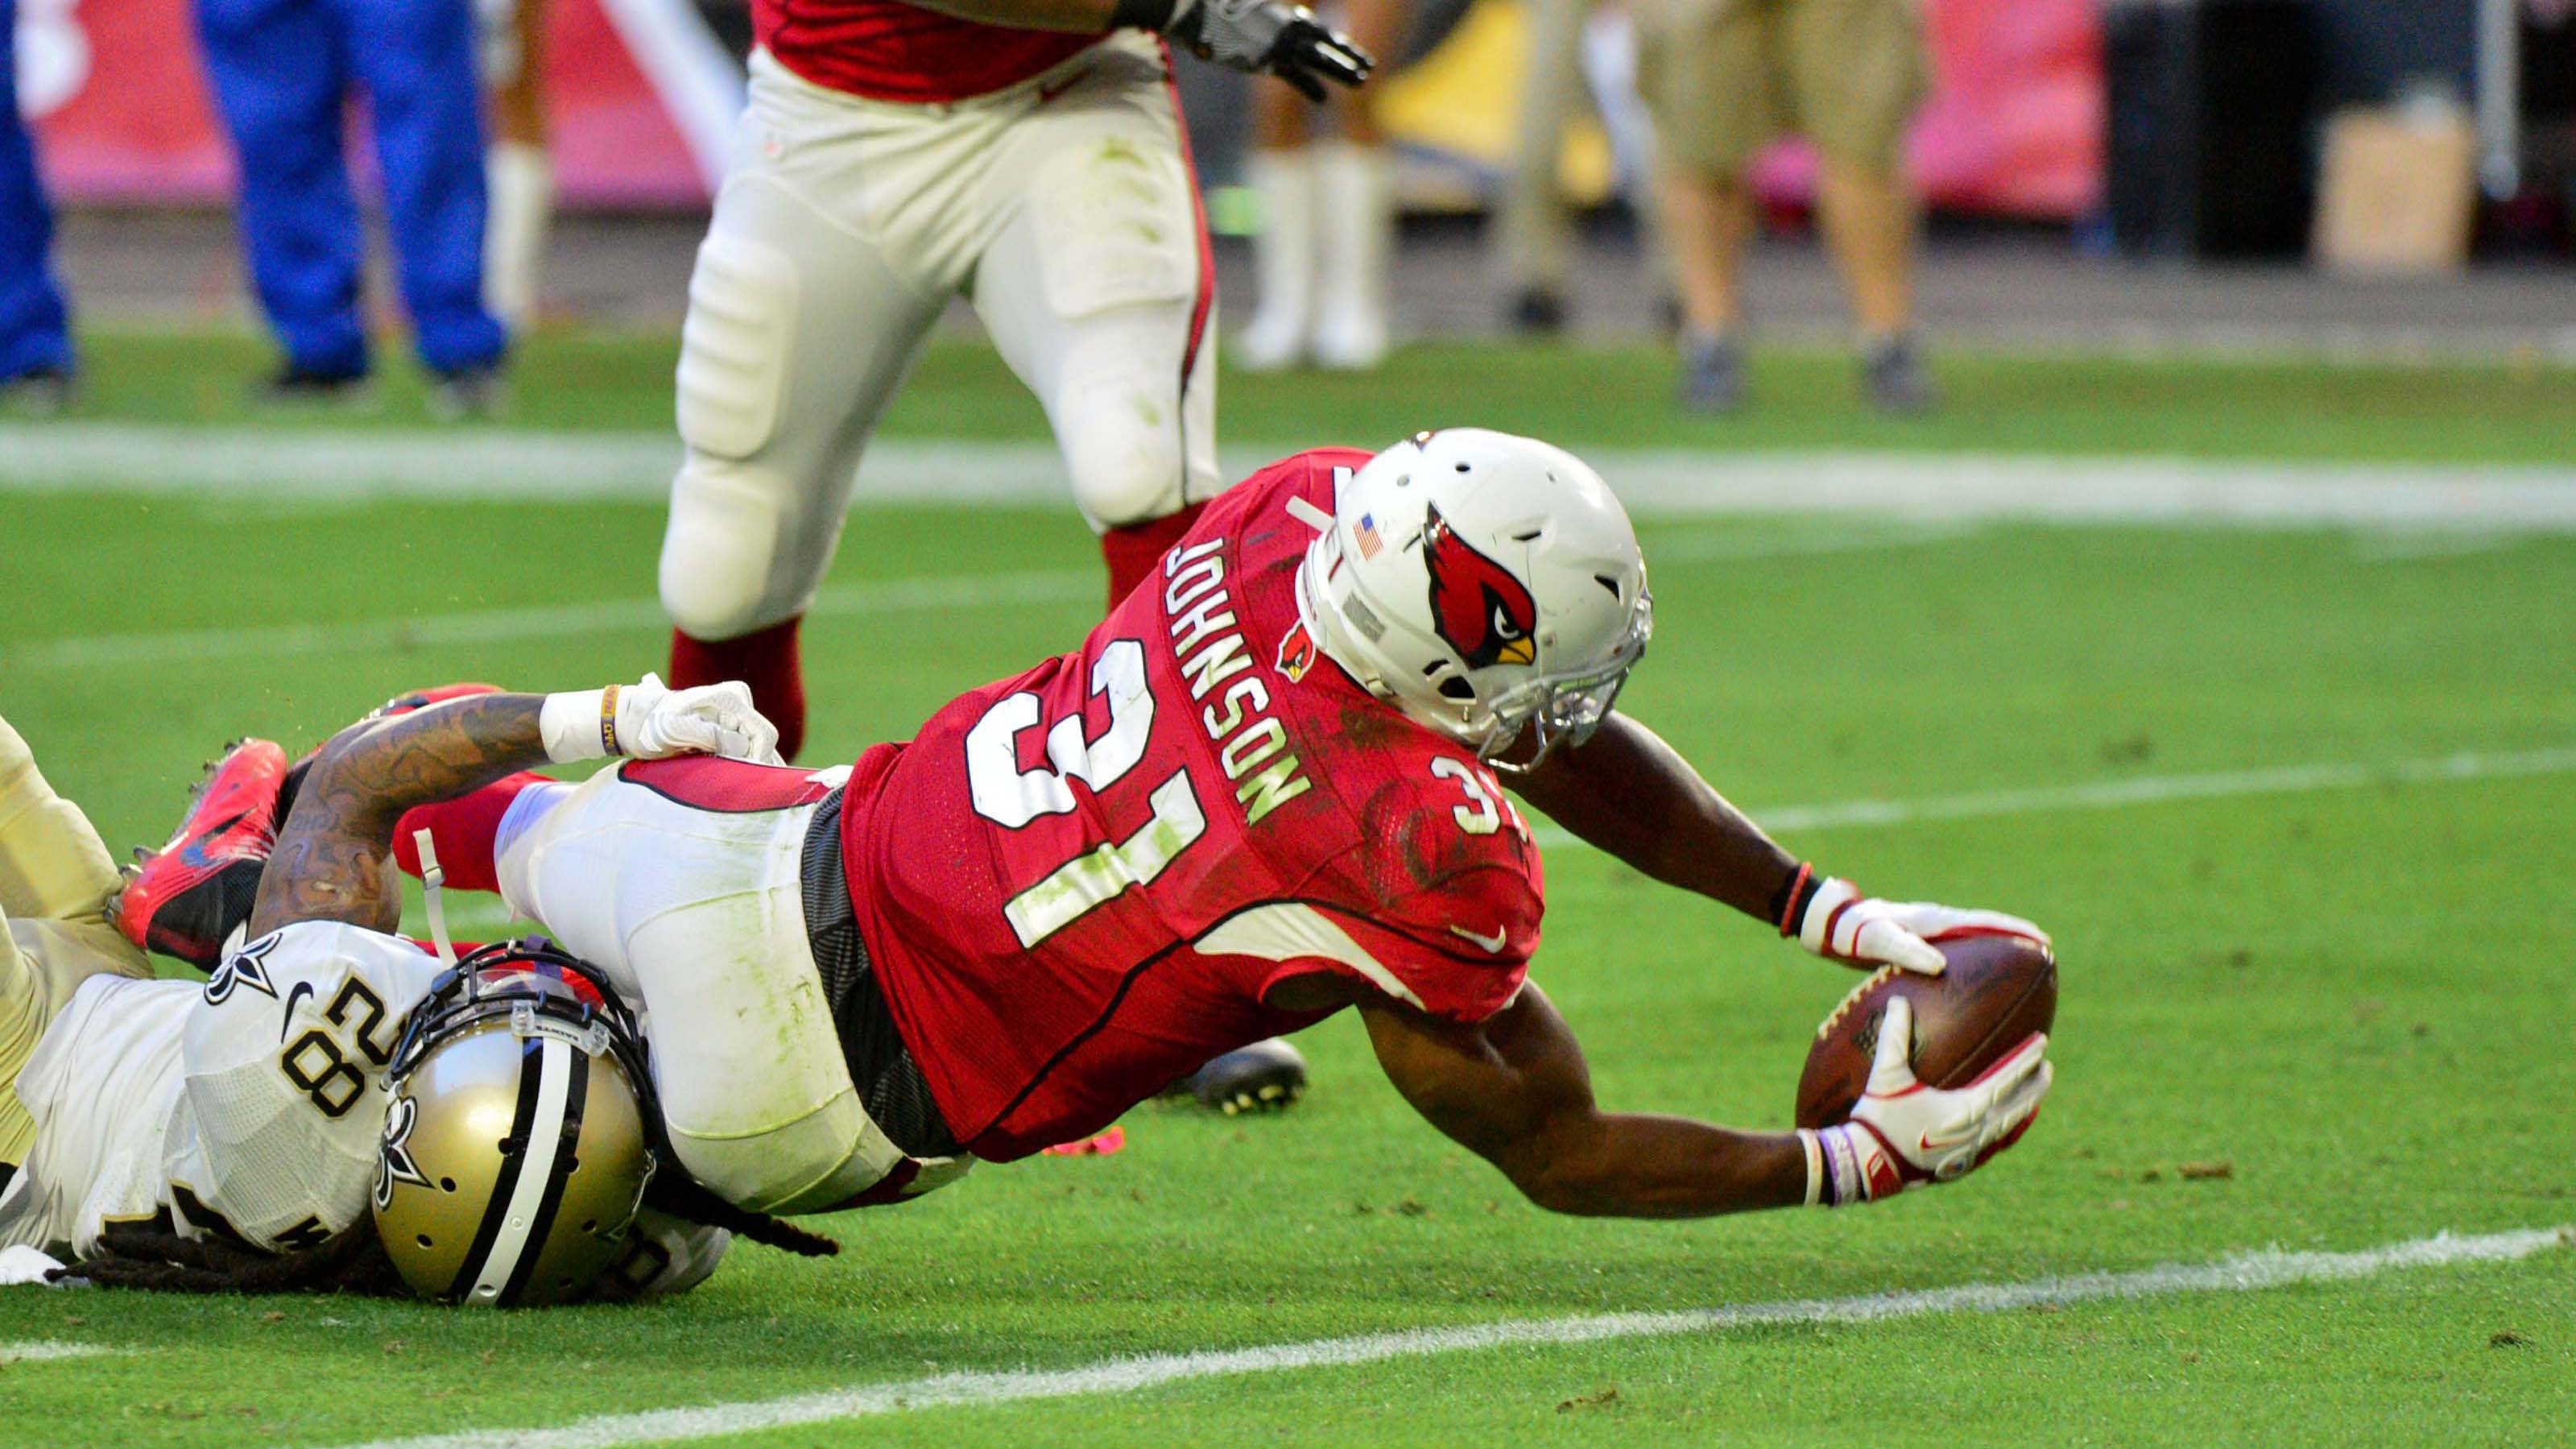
[393,772,548,892]
[668,615,806,762]
[1100,502,1208,610]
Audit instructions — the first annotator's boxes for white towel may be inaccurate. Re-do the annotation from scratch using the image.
[0,1244,75,1286]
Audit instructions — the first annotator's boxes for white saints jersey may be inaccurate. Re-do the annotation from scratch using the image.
[0,921,725,1294]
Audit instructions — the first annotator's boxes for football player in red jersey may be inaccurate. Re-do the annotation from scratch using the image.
[654,0,1371,762]
[129,431,2052,1219]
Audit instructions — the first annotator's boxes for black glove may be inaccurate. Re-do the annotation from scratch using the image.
[1118,0,1374,101]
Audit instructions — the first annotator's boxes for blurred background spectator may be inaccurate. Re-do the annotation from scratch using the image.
[0,0,73,410]
[7,0,2572,387]
[1491,0,1671,335]
[1634,0,1938,415]
[1234,0,1412,372]
[481,0,552,332]
[192,0,507,408]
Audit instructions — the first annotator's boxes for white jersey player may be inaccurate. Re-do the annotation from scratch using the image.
[0,922,725,1297]
[0,681,795,1299]
[655,0,1371,762]
[1,921,440,1261]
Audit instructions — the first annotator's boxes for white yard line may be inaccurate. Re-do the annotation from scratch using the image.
[1526,745,2576,847]
[0,1339,121,1364]
[6,425,2576,531]
[308,1226,2569,1449]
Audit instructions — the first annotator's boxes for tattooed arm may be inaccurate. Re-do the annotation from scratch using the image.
[246,674,779,936]
[248,693,554,937]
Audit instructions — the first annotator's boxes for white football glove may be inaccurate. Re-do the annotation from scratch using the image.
[540,674,784,765]
[1799,996,2052,1207]
[1789,873,2051,976]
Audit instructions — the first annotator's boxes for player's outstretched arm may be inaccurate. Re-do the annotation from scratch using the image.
[251,678,779,936]
[1360,984,2051,1215]
[1508,713,1797,925]
[1509,714,2048,975]
[1359,983,1808,1218]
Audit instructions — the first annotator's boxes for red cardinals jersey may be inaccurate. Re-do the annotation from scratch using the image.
[755,0,1102,103]
[841,450,1546,1160]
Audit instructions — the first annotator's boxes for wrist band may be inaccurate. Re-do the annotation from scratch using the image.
[599,684,621,757]
[1797,1128,1824,1207]
[1774,862,1814,937]
[539,689,610,764]
[1815,1125,1863,1207]
[1110,0,1178,30]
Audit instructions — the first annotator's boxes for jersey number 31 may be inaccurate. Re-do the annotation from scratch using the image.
[965,640,1209,948]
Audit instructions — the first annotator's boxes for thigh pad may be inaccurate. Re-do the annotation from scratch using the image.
[676,230,800,461]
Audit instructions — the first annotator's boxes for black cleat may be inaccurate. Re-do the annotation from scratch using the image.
[1507,288,1567,337]
[1860,335,1941,416]
[428,361,511,422]
[1167,1037,1308,1116]
[1678,333,1747,415]
[0,366,75,416]
[257,364,374,410]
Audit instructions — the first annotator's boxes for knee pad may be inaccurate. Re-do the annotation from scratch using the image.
[666,1092,879,1215]
[659,459,794,642]
[1056,378,1187,531]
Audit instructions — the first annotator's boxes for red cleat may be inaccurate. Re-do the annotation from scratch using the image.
[118,687,503,968]
[110,739,291,969]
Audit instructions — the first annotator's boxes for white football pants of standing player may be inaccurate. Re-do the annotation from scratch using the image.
[660,34,1222,645]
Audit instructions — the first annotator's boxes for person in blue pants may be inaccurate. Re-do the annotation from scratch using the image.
[194,0,508,409]
[0,0,76,412]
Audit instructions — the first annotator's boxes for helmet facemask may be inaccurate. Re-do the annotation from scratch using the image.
[1478,591,1652,774]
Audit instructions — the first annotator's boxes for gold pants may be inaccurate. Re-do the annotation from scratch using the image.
[1635,0,1929,176]
[0,713,152,1165]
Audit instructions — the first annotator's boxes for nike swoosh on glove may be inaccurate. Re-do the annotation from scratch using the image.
[1798,996,2052,1206]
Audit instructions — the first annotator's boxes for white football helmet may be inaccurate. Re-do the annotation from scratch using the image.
[1294,428,1652,770]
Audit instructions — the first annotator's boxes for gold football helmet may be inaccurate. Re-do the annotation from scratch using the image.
[373,942,660,1306]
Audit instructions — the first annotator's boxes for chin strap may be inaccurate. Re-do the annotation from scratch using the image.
[413,829,461,971]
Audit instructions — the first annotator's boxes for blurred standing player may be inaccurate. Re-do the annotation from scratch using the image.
[656,0,1369,762]
[1230,0,1403,371]
[193,0,510,409]
[1633,0,1937,413]
[1491,0,1668,335]
[0,0,75,411]
[480,0,552,331]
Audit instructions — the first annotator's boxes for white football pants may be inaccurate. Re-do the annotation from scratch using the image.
[660,36,1222,644]
[492,764,968,1214]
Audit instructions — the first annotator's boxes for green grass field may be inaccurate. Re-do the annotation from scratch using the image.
[2,332,2574,1447]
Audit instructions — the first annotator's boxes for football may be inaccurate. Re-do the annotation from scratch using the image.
[1795,934,2058,1129]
